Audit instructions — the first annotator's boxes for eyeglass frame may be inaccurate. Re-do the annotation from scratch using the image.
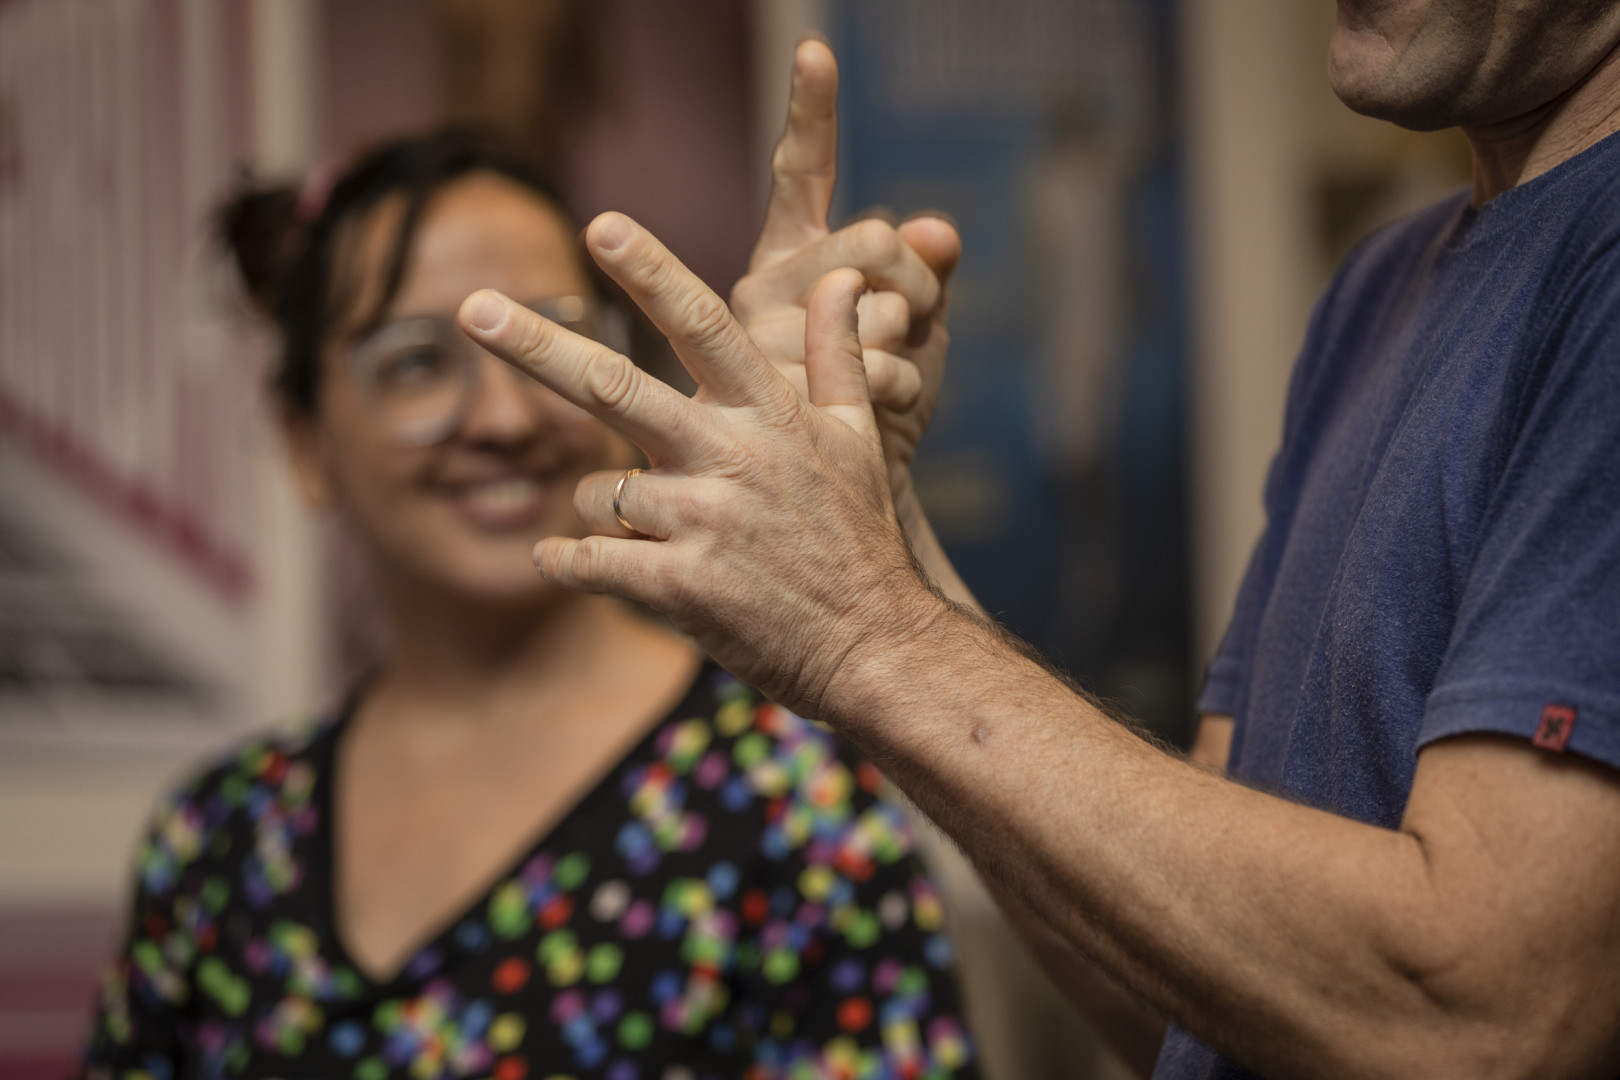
[345,295,630,446]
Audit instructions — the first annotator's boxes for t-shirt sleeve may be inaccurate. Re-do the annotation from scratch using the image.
[80,789,204,1080]
[1420,262,1620,770]
[732,723,979,1078]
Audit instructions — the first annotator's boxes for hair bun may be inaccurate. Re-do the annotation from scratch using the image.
[216,177,301,316]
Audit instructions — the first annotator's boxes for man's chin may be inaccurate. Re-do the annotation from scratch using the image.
[1328,51,1465,132]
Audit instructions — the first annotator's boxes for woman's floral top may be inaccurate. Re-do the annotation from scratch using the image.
[82,663,978,1080]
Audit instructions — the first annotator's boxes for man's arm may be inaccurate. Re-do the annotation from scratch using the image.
[730,40,960,512]
[988,878,1166,1074]
[964,713,1232,1079]
[836,616,1620,1080]
[457,215,1620,1078]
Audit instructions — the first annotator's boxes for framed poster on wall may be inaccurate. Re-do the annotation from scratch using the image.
[829,0,1193,738]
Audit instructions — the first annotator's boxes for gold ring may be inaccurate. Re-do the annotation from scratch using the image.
[612,467,644,533]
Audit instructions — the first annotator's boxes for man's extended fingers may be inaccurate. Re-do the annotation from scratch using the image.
[751,38,839,271]
[586,213,791,408]
[459,289,708,464]
[804,269,876,428]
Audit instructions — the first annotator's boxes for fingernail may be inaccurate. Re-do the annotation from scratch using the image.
[464,291,507,334]
[592,214,631,253]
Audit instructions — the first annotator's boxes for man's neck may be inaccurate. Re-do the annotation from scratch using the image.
[1466,41,1620,205]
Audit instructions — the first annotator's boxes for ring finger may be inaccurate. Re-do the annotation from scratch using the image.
[574,467,688,540]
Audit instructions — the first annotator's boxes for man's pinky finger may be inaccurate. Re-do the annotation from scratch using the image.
[534,534,673,607]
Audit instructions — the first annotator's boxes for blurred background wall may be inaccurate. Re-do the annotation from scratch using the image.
[0,0,1468,1076]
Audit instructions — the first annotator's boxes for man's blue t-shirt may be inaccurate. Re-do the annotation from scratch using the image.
[1156,130,1620,1079]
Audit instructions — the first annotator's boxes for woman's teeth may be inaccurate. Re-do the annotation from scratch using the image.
[461,478,543,514]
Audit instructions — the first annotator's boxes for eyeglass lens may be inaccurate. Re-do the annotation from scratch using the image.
[352,298,628,445]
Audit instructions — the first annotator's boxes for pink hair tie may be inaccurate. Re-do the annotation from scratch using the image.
[294,160,340,224]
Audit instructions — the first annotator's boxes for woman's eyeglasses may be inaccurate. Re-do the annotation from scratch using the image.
[348,296,629,446]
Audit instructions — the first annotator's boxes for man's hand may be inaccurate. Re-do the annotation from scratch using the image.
[731,39,962,490]
[459,214,945,717]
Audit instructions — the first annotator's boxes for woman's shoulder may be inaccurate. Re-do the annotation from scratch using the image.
[159,713,333,818]
[131,713,336,900]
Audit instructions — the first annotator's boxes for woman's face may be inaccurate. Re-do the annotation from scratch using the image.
[287,173,637,604]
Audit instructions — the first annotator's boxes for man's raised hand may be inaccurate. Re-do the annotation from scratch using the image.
[732,39,962,486]
[458,213,943,717]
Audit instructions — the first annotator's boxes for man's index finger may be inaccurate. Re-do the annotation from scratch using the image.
[751,38,840,271]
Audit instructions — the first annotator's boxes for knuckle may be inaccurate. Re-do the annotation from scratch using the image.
[771,140,822,181]
[508,308,556,363]
[876,290,910,323]
[752,387,806,432]
[916,272,942,312]
[573,535,608,581]
[683,291,738,352]
[638,249,682,299]
[851,218,901,266]
[705,432,759,481]
[651,549,689,600]
[676,480,722,527]
[585,355,641,411]
[859,292,910,343]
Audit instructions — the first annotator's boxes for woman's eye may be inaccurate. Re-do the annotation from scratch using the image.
[375,346,453,392]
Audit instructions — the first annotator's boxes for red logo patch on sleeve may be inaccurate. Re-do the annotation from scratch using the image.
[1532,704,1577,752]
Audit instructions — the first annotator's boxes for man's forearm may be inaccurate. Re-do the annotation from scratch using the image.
[893,483,1175,1074]
[986,876,1167,1077]
[820,608,1585,1080]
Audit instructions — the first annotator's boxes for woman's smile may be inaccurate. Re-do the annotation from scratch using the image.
[440,472,557,530]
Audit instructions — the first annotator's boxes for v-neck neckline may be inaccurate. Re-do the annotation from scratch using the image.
[308,658,715,994]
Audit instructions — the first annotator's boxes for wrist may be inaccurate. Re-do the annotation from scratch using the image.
[817,581,975,734]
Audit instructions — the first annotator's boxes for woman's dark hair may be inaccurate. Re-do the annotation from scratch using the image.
[219,129,619,414]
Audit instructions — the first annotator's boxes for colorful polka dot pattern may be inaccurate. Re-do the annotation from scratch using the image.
[83,664,978,1080]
